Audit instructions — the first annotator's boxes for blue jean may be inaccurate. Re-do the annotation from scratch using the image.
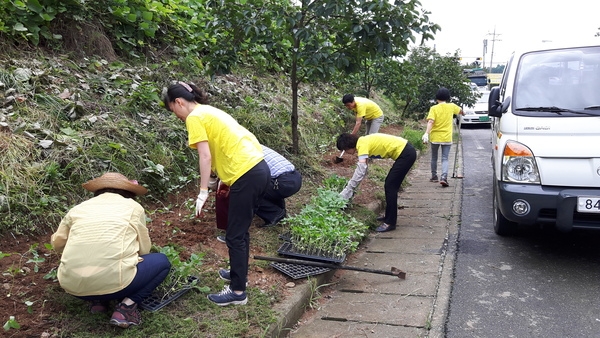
[430,143,451,179]
[77,252,171,304]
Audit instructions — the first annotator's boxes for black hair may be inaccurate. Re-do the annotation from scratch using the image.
[95,188,136,199]
[336,133,359,151]
[162,82,210,111]
[435,87,451,102]
[342,94,355,104]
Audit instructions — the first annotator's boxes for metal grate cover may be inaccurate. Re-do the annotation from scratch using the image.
[139,276,198,312]
[270,262,331,279]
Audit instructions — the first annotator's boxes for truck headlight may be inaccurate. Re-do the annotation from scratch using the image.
[501,141,540,183]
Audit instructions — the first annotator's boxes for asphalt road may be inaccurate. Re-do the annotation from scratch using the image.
[446,125,600,338]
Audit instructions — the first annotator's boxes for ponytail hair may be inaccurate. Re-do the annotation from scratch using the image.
[162,81,210,111]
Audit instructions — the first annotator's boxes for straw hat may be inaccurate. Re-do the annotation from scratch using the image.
[82,172,148,196]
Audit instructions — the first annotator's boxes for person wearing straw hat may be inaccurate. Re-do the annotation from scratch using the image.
[51,172,171,329]
[163,81,270,306]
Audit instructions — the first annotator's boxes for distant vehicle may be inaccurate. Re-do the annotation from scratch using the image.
[460,91,490,125]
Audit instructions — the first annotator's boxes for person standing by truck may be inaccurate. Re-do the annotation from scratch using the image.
[422,87,464,187]
[342,94,385,135]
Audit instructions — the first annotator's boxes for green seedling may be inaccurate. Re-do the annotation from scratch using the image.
[25,301,34,314]
[3,316,20,331]
[25,244,45,273]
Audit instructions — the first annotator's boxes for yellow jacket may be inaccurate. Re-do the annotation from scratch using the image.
[51,193,150,296]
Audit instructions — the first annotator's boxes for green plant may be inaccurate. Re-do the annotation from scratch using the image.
[154,245,210,300]
[307,279,335,310]
[25,243,45,273]
[24,301,34,314]
[321,174,348,192]
[284,189,368,258]
[3,316,20,331]
[401,127,427,152]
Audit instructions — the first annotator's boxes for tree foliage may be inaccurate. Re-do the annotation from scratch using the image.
[401,47,478,119]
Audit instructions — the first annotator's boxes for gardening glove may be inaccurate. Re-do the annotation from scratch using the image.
[346,162,368,191]
[422,133,429,144]
[340,187,354,200]
[195,189,209,217]
[208,175,219,191]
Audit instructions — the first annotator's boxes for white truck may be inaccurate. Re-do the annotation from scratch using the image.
[488,42,600,235]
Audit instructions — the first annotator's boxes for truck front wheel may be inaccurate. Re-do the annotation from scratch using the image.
[493,179,518,236]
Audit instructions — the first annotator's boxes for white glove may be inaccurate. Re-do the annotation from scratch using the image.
[195,189,209,217]
[208,176,219,191]
[340,187,353,200]
[422,133,429,143]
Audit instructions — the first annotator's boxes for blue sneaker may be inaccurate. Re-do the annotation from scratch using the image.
[218,269,249,286]
[218,268,231,281]
[207,286,247,306]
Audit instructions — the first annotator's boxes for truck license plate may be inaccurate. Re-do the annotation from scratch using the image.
[577,196,600,213]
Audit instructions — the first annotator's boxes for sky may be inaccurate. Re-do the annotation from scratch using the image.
[415,0,600,68]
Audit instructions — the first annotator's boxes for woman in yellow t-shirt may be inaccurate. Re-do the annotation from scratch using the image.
[422,88,464,187]
[163,81,270,306]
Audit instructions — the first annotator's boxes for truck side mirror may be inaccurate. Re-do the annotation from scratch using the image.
[488,87,511,117]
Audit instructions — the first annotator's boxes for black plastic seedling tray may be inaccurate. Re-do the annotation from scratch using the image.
[270,262,331,279]
[277,241,346,264]
[140,276,198,312]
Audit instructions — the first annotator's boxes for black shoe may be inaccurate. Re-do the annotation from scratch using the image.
[440,177,449,187]
[258,210,286,228]
[376,215,385,222]
[375,223,396,232]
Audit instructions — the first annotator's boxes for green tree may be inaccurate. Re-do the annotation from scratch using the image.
[402,47,477,119]
[220,0,438,153]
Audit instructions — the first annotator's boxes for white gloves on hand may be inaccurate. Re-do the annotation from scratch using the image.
[195,189,209,217]
[208,176,219,191]
[340,187,353,200]
[422,133,429,144]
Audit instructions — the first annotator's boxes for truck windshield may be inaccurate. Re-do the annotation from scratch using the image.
[514,46,600,116]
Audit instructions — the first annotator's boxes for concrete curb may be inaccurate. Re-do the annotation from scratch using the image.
[266,270,336,338]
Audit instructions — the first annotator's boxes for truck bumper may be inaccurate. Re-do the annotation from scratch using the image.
[496,181,600,232]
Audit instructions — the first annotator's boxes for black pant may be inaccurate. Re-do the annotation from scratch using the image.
[225,160,270,292]
[383,143,417,227]
[255,170,302,223]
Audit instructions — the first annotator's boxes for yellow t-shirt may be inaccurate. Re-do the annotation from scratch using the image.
[426,102,461,143]
[51,193,150,296]
[185,104,263,186]
[353,97,384,120]
[356,133,408,160]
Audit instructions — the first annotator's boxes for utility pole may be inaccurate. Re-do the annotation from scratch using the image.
[487,27,502,73]
[482,39,488,69]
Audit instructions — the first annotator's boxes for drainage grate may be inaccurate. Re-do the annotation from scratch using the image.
[139,276,198,312]
[270,262,331,279]
[277,241,345,263]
